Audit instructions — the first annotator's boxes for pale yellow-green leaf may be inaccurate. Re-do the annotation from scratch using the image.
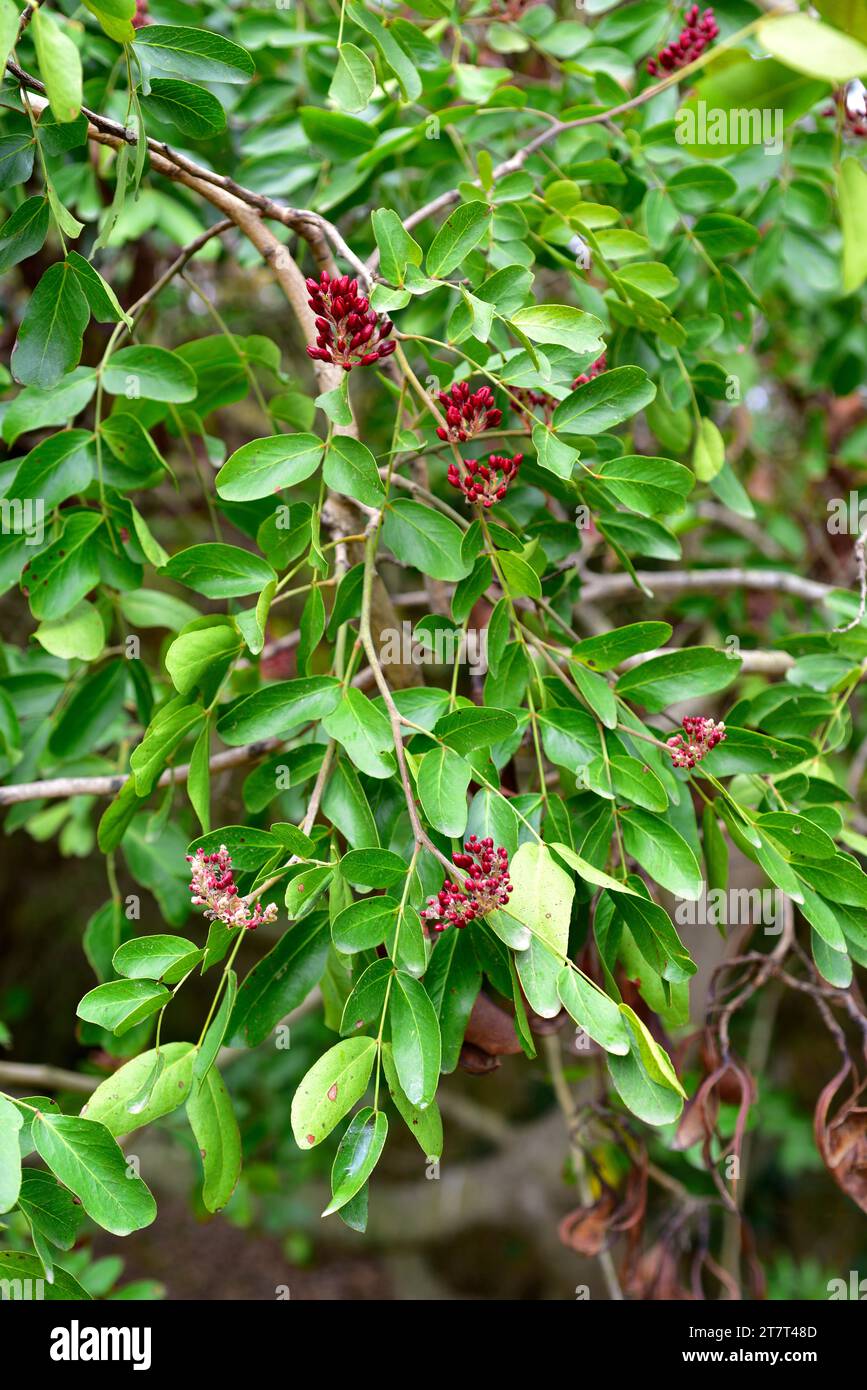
[32,8,83,123]
[839,158,867,294]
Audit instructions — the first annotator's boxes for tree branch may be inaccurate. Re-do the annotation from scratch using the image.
[0,736,285,807]
[579,567,835,606]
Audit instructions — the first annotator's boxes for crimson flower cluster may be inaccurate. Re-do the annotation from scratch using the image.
[447,452,522,507]
[435,382,503,442]
[646,6,718,76]
[423,837,513,933]
[132,0,150,27]
[305,271,396,372]
[667,717,726,769]
[572,352,607,388]
[187,846,278,931]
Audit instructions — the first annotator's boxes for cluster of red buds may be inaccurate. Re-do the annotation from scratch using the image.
[513,387,556,431]
[435,382,503,443]
[826,81,867,138]
[423,837,513,933]
[447,452,522,507]
[646,6,718,76]
[666,717,726,769]
[305,271,396,372]
[132,0,150,27]
[572,353,607,388]
[186,846,278,931]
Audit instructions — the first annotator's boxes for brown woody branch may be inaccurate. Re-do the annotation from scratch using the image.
[578,567,834,607]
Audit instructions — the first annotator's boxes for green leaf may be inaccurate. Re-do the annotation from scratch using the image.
[0,0,19,78]
[620,1004,687,1096]
[340,848,409,889]
[323,436,386,508]
[194,971,237,1087]
[165,622,243,696]
[539,707,602,772]
[424,927,481,1071]
[285,865,332,919]
[142,78,227,138]
[591,455,693,516]
[216,433,323,501]
[323,1108,388,1216]
[434,705,517,755]
[321,756,380,848]
[567,660,618,729]
[389,972,441,1107]
[0,1251,91,1299]
[607,1044,683,1126]
[616,647,740,711]
[426,200,492,277]
[0,1094,23,1214]
[511,303,605,354]
[557,967,630,1054]
[134,24,255,84]
[572,622,672,671]
[383,499,471,581]
[345,1,421,101]
[3,367,96,446]
[10,428,95,508]
[329,43,376,112]
[32,8,82,123]
[103,345,197,402]
[129,702,203,795]
[515,933,561,1017]
[839,157,867,294]
[35,601,105,662]
[323,688,395,779]
[693,214,759,258]
[381,1040,442,1156]
[67,251,128,324]
[794,854,867,907]
[33,1113,157,1235]
[498,551,542,599]
[113,935,200,981]
[186,1066,241,1212]
[757,812,837,861]
[162,543,275,598]
[216,676,341,745]
[507,841,574,957]
[0,195,50,275]
[757,12,867,81]
[613,881,696,982]
[372,207,423,286]
[332,895,398,952]
[621,809,704,901]
[554,366,656,433]
[339,957,392,1036]
[11,260,91,389]
[82,1041,197,1136]
[76,979,170,1035]
[692,416,725,481]
[417,746,471,836]
[550,841,640,896]
[228,914,329,1047]
[291,1037,377,1148]
[700,727,804,776]
[18,1168,83,1260]
[83,0,135,44]
[587,753,668,812]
